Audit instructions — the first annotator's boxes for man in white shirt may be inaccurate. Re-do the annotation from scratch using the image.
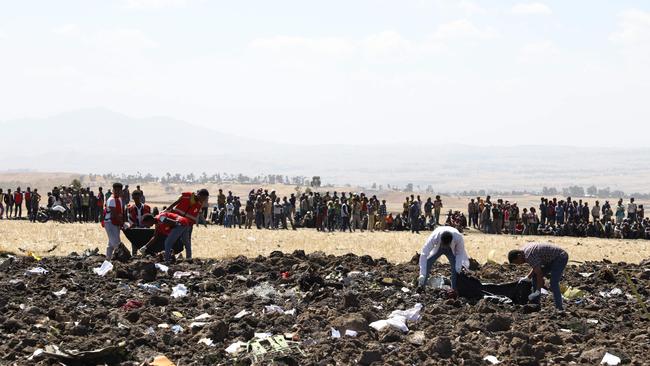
[104,183,124,260]
[627,198,637,222]
[418,226,470,290]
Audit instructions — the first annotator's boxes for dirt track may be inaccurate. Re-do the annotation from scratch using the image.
[1,250,649,365]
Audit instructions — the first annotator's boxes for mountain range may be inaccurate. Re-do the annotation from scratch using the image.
[2,108,650,192]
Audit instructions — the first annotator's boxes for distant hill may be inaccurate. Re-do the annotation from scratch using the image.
[2,108,650,192]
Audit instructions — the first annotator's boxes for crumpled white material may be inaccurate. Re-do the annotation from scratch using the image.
[92,261,113,276]
[369,303,423,333]
[171,284,188,298]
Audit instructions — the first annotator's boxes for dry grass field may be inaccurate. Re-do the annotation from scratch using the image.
[1,221,649,265]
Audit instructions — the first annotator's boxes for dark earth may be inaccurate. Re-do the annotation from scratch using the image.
[1,248,649,365]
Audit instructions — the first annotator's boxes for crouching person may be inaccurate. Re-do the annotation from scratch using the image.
[508,242,569,310]
[139,213,191,258]
[418,226,470,291]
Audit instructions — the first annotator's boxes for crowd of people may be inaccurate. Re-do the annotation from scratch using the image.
[207,189,450,233]
[0,184,147,223]
[3,183,649,240]
[467,196,649,239]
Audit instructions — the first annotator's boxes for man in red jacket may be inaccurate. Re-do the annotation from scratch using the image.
[162,189,209,262]
[139,212,191,256]
[127,191,151,228]
[13,187,23,219]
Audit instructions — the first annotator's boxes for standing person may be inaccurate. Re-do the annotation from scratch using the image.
[217,189,226,210]
[245,199,254,229]
[73,189,82,222]
[378,199,387,231]
[224,199,234,228]
[24,187,32,220]
[627,198,637,223]
[5,189,14,219]
[273,198,283,229]
[81,189,90,222]
[409,200,420,234]
[340,199,350,232]
[433,195,443,226]
[263,197,273,229]
[30,189,41,222]
[13,187,23,219]
[103,183,125,260]
[508,242,569,310]
[615,200,625,224]
[539,198,547,226]
[591,201,601,223]
[417,226,470,291]
[467,199,476,228]
[367,198,376,232]
[425,197,434,225]
[0,189,4,219]
[351,197,362,231]
[122,185,131,212]
[164,189,209,262]
[95,187,104,223]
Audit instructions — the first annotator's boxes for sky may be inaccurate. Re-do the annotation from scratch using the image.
[1,0,649,146]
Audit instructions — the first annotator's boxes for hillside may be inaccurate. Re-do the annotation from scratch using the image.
[2,109,650,192]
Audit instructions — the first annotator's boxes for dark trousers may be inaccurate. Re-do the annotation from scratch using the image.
[533,254,568,310]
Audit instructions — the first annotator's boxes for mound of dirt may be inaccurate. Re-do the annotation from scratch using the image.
[0,251,648,365]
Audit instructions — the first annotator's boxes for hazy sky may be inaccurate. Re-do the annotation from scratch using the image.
[1,1,649,146]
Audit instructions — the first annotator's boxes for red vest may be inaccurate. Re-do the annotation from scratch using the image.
[171,192,202,224]
[155,212,191,236]
[127,203,151,227]
[103,197,123,226]
[24,192,31,202]
[14,192,22,205]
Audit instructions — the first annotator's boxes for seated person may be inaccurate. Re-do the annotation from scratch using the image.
[514,221,524,235]
[139,213,191,257]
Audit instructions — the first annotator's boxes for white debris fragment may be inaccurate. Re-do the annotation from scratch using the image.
[198,338,215,347]
[234,309,250,319]
[345,330,358,337]
[483,355,501,364]
[601,352,621,365]
[155,263,169,273]
[370,303,423,333]
[330,328,341,339]
[171,284,188,298]
[25,267,49,276]
[194,313,211,321]
[225,341,247,354]
[92,261,113,276]
[53,287,68,297]
[254,332,272,339]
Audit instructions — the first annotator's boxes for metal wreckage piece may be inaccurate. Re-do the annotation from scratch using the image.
[235,335,305,364]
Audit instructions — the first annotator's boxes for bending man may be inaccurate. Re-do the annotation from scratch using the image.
[418,226,470,290]
[508,242,568,310]
[163,189,209,262]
